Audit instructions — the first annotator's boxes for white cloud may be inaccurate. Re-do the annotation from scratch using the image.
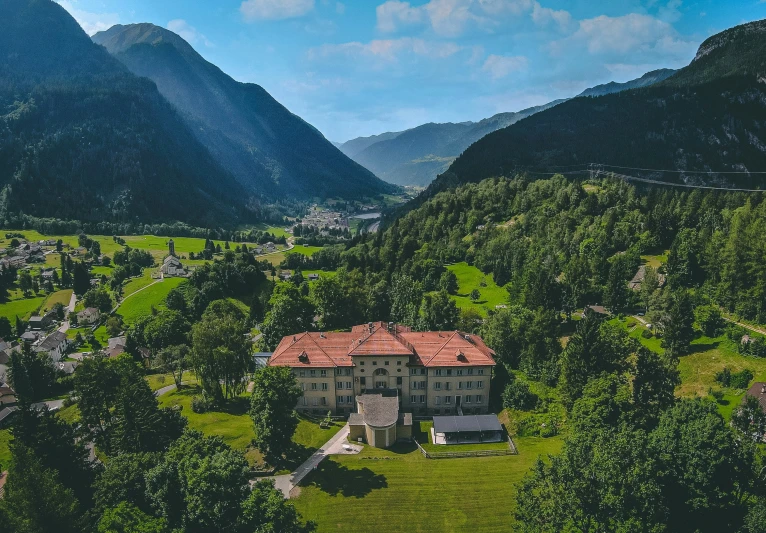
[240,0,314,21]
[531,2,571,30]
[167,19,214,47]
[375,0,569,36]
[554,13,695,56]
[482,54,527,79]
[377,1,424,33]
[658,0,683,23]
[309,37,462,62]
[55,0,119,36]
[336,2,346,14]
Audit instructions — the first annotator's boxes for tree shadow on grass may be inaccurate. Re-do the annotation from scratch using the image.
[171,386,250,415]
[687,341,720,354]
[302,459,388,498]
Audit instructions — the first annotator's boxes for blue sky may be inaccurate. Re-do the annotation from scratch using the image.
[57,0,765,142]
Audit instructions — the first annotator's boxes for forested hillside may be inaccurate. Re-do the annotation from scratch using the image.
[93,24,394,201]
[0,0,255,227]
[422,19,766,201]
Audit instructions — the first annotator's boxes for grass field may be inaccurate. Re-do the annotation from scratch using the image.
[40,289,72,313]
[293,435,563,532]
[122,271,158,298]
[608,316,766,419]
[0,295,46,322]
[158,384,342,467]
[445,262,508,315]
[264,245,322,268]
[90,265,114,278]
[116,277,186,325]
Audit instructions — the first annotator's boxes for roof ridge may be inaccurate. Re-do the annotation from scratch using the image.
[424,331,460,366]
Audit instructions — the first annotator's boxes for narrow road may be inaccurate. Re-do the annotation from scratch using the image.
[58,292,77,333]
[262,424,361,498]
[723,316,766,336]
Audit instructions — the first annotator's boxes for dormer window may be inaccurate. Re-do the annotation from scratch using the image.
[298,351,309,363]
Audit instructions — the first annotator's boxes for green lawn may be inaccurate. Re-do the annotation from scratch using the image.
[116,277,186,325]
[0,295,46,322]
[158,384,342,468]
[40,289,72,313]
[90,265,114,278]
[122,271,158,298]
[293,435,563,532]
[264,245,321,267]
[640,250,669,269]
[445,262,508,315]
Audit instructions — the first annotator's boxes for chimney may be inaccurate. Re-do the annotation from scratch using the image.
[465,334,472,343]
[761,384,766,394]
[320,332,325,339]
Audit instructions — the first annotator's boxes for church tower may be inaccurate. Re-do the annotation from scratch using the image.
[168,238,176,257]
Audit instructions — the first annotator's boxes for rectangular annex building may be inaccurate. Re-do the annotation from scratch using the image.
[268,321,496,417]
[432,414,503,445]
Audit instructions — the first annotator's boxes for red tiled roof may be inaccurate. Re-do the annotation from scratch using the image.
[268,323,495,368]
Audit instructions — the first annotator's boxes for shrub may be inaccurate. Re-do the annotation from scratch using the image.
[191,395,214,413]
[503,379,538,411]
[626,321,636,328]
[641,329,654,339]
[708,388,725,402]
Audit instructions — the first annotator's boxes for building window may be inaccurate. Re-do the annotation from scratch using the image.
[466,381,473,389]
[445,396,452,404]
[396,377,403,385]
[477,369,484,375]
[456,369,463,376]
[299,370,306,377]
[421,368,426,375]
[434,382,441,390]
[322,383,328,391]
[311,383,317,390]
[397,360,402,365]
[435,396,441,405]
[434,369,443,376]
[310,370,316,377]
[410,395,417,403]
[477,381,484,389]
[446,369,452,376]
[375,381,386,388]
[320,370,327,377]
[338,396,344,404]
[445,382,451,390]
[302,397,307,406]
[345,368,351,376]
[360,377,366,385]
[336,368,343,375]
[373,361,377,366]
[337,381,343,389]
[467,368,474,375]
[321,397,327,406]
[476,395,483,403]
[419,395,425,403]
[300,383,306,391]
[410,368,418,375]
[465,395,472,403]
[346,382,352,389]
[458,382,463,390]
[385,361,389,366]
[311,398,318,406]
[360,361,365,366]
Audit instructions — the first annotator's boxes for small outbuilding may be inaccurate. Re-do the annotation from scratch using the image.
[431,414,503,445]
[348,392,412,448]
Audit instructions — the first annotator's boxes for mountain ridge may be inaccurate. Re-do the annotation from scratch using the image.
[418,19,766,203]
[93,23,395,201]
[0,0,251,227]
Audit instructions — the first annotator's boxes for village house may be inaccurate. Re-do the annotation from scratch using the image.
[77,307,101,325]
[28,308,58,330]
[161,255,188,277]
[1,256,26,269]
[268,322,495,447]
[33,331,68,362]
[0,386,16,406]
[41,270,55,282]
[308,273,320,281]
[106,336,127,358]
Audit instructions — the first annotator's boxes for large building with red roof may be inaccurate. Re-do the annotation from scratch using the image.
[268,321,496,417]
